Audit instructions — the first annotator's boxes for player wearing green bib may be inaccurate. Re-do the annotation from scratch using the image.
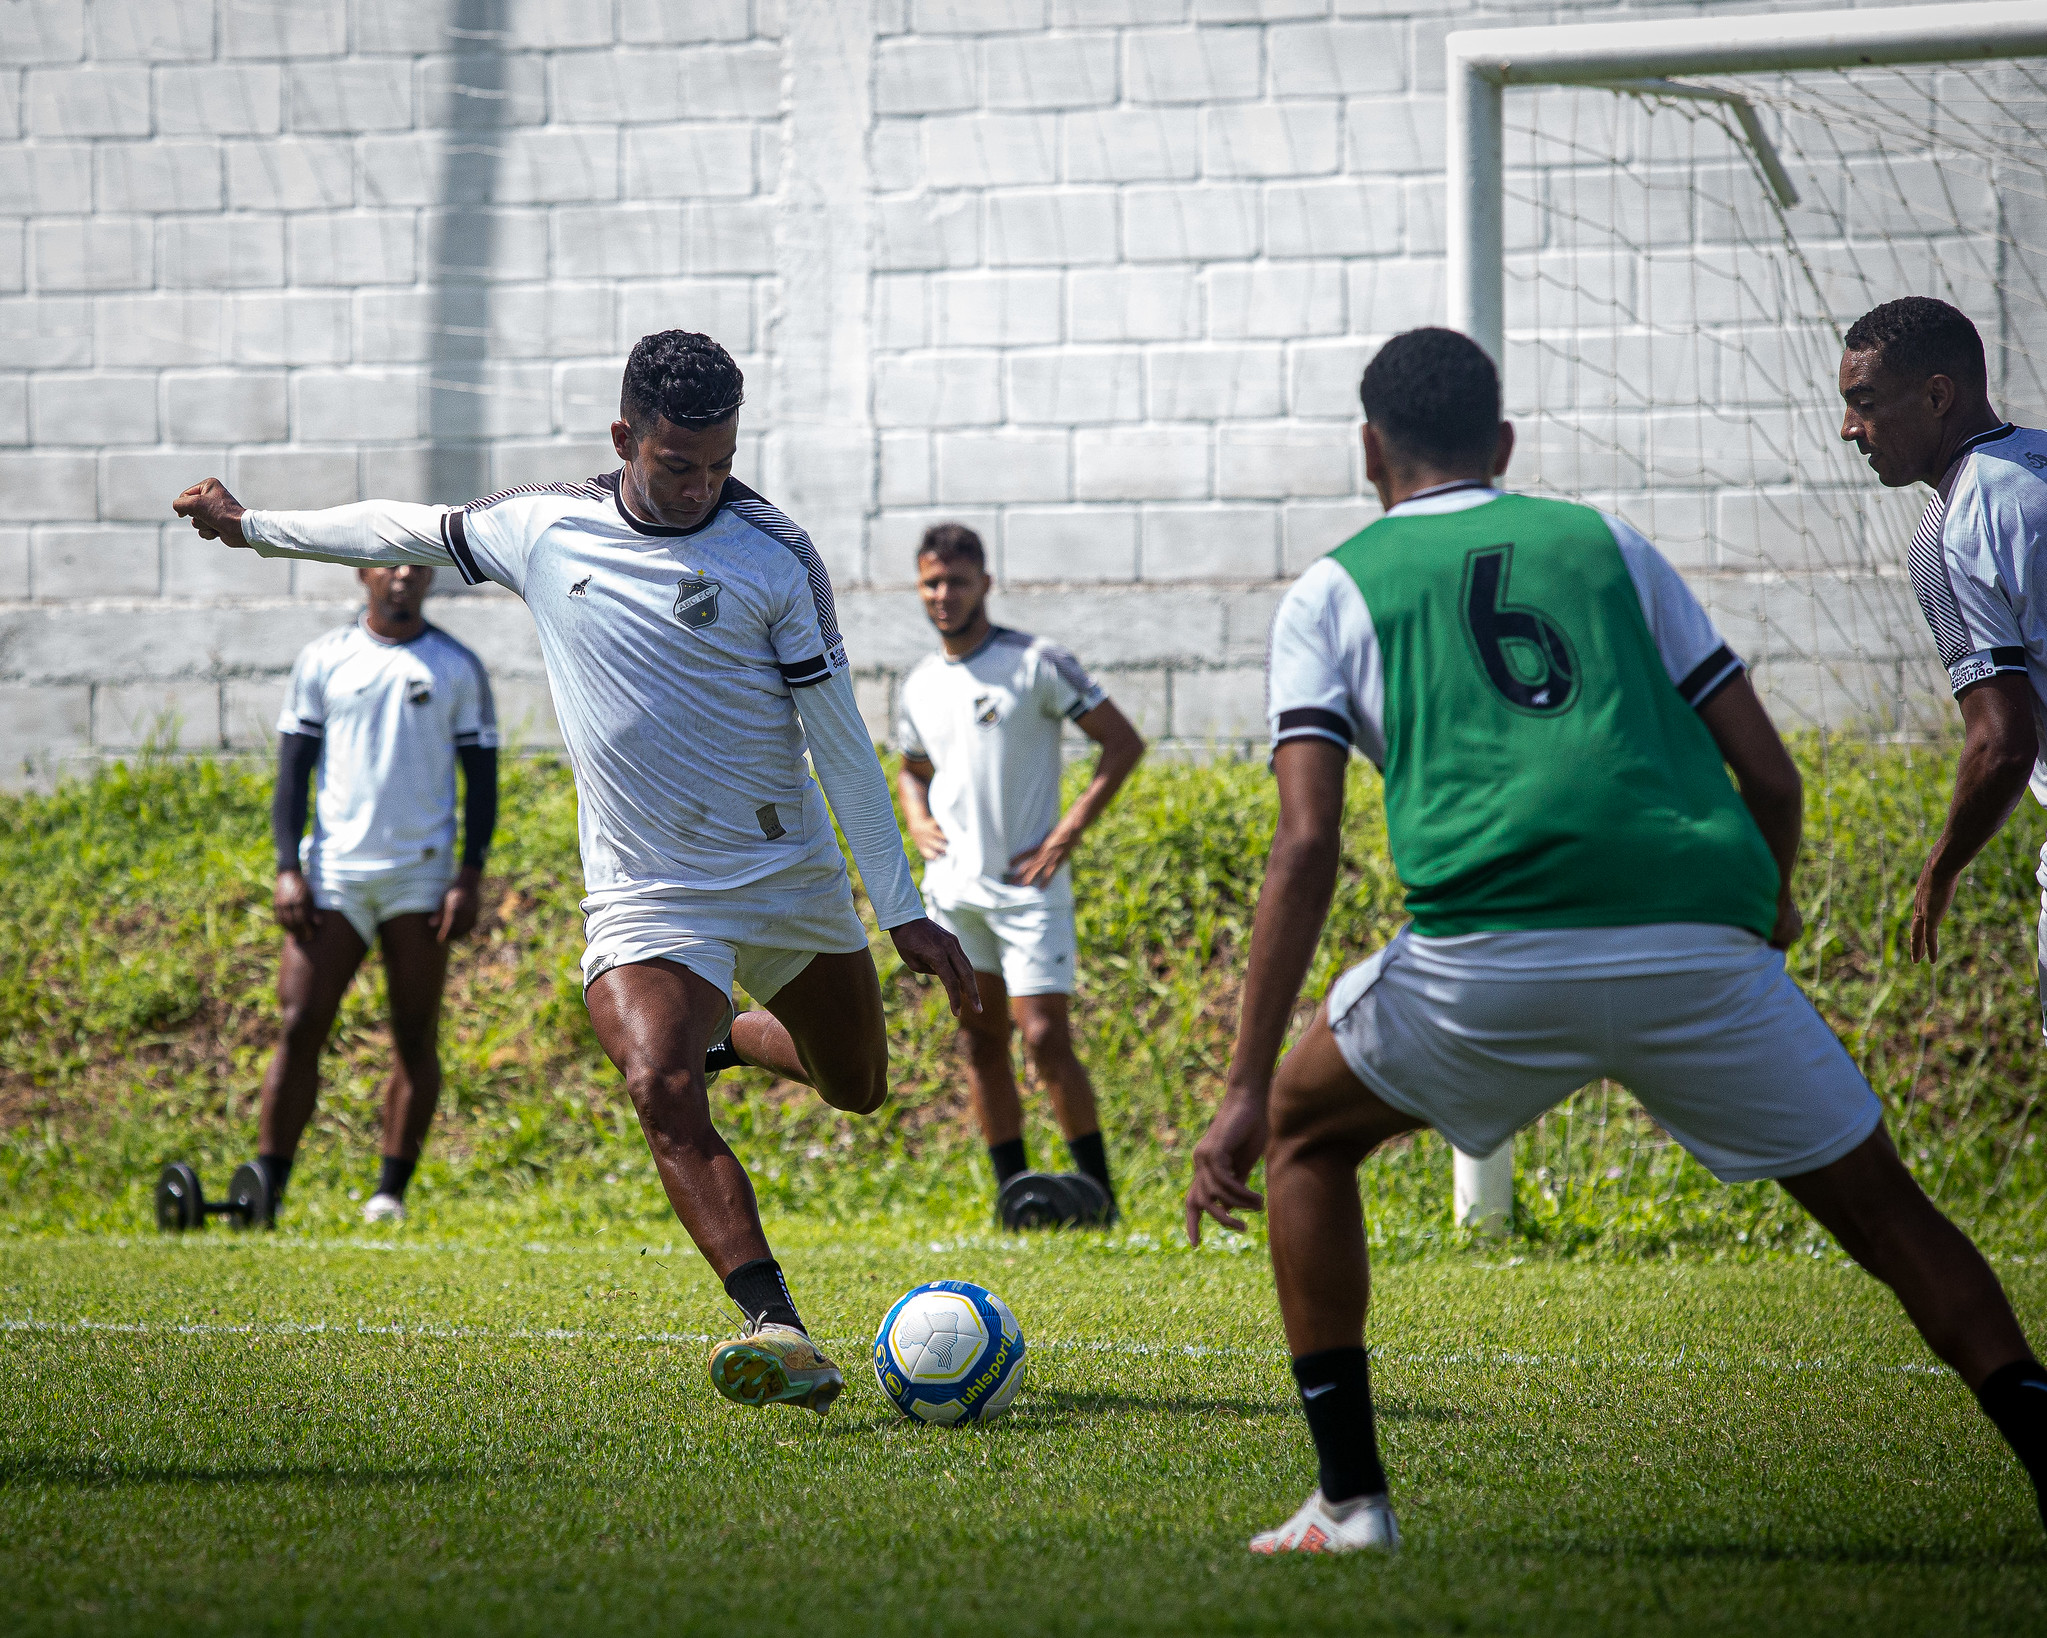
[1186,328,2047,1555]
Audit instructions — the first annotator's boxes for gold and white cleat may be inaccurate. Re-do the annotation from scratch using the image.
[1249,1489,1401,1555]
[707,1322,845,1416]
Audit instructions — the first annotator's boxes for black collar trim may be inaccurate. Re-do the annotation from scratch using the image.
[1957,422,2018,461]
[1397,480,1496,507]
[945,625,1010,664]
[604,470,731,538]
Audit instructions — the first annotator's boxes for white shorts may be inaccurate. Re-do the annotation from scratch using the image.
[926,892,1077,997]
[579,848,869,1028]
[311,858,453,946]
[1325,927,1882,1183]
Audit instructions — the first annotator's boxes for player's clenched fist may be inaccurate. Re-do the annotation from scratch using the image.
[173,478,249,549]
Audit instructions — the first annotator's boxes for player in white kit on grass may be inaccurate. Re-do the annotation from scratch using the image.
[895,524,1146,1226]
[255,562,498,1227]
[175,331,977,1417]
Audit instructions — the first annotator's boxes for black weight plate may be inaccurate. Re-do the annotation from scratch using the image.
[1056,1171,1115,1228]
[155,1161,204,1232]
[226,1162,274,1229]
[997,1171,1071,1231]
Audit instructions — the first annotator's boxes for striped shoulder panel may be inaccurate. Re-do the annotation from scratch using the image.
[464,475,612,513]
[1906,486,1970,669]
[723,480,845,653]
[440,474,612,585]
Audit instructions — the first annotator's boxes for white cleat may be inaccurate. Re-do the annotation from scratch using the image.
[361,1192,406,1225]
[1249,1489,1401,1555]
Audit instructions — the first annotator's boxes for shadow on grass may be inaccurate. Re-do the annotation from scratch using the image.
[992,1389,1470,1427]
[0,1454,489,1490]
[1539,1531,2047,1570]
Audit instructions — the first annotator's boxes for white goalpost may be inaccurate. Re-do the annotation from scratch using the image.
[1441,1,2047,1234]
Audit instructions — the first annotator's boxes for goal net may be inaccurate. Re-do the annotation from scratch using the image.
[1485,54,2047,1244]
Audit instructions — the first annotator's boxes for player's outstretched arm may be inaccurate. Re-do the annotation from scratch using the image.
[1008,700,1146,889]
[1906,673,2036,963]
[173,478,455,570]
[1697,674,1806,951]
[1186,738,1347,1245]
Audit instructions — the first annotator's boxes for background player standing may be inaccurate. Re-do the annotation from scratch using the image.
[175,330,975,1417]
[259,562,498,1226]
[1835,298,2047,1005]
[896,524,1145,1227]
[1186,327,2047,1552]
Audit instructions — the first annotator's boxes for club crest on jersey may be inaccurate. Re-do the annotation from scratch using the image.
[973,693,1002,727]
[673,576,721,629]
[406,680,432,706]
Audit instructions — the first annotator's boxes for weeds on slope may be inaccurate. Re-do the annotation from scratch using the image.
[1,743,2041,1254]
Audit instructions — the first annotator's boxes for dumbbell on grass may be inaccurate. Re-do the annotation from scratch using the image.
[154,1161,274,1232]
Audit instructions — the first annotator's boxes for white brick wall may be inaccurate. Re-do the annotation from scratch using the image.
[0,0,2020,782]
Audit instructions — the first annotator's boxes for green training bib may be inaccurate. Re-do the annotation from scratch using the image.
[1329,494,1779,938]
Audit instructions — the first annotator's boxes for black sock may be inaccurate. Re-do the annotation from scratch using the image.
[1975,1358,2047,1525]
[1065,1131,1114,1201]
[723,1257,804,1334]
[705,1033,744,1074]
[376,1155,417,1201]
[1291,1347,1389,1505]
[257,1153,294,1199]
[988,1137,1028,1186]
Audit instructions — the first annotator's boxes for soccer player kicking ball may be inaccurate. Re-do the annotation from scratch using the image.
[257,562,498,1226]
[895,524,1145,1227]
[1837,299,2047,1013]
[175,330,977,1417]
[1185,326,2047,1553]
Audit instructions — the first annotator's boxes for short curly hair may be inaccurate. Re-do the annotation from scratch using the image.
[619,330,745,434]
[916,522,985,571]
[1358,328,1501,467]
[1843,297,1986,391]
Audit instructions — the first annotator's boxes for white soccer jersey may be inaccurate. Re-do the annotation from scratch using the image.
[277,619,497,878]
[896,627,1107,911]
[242,472,923,926]
[1268,486,1741,768]
[1907,423,2047,800]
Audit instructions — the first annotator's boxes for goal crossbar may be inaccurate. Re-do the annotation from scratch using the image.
[1439,1,2047,1235]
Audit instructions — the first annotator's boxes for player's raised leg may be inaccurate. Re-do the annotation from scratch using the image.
[727,948,890,1115]
[586,956,847,1417]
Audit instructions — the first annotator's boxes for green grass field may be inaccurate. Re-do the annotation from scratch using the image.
[4,752,2047,1632]
[5,1236,2045,1636]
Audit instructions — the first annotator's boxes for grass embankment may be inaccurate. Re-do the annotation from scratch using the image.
[3,1241,2043,1636]
[1,745,2043,1253]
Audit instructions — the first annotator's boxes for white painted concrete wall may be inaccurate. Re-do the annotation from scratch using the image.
[0,0,2025,782]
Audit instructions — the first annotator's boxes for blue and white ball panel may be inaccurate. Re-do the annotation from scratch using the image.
[872,1280,1026,1424]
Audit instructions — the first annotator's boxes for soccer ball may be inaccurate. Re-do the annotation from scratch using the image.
[872,1280,1026,1425]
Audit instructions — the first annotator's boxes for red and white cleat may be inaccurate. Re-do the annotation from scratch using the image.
[1249,1489,1400,1555]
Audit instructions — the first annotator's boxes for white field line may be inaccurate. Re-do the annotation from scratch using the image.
[0,1316,1952,1377]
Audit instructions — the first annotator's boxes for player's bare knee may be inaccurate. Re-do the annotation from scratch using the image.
[277,1004,329,1059]
[622,1061,711,1128]
[1016,1007,1070,1060]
